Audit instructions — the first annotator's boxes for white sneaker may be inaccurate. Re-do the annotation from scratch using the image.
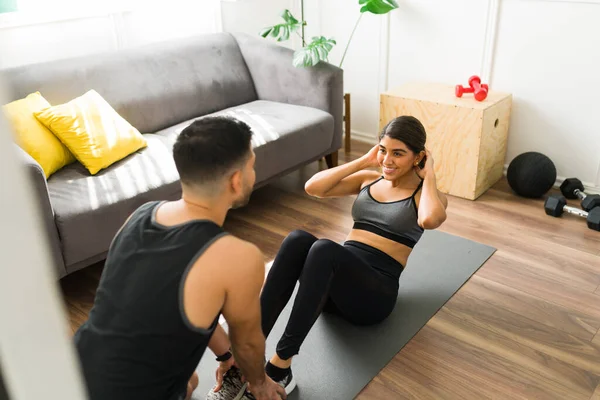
[205,366,247,400]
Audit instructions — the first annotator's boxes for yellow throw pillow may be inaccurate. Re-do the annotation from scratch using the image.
[3,92,76,178]
[34,90,147,175]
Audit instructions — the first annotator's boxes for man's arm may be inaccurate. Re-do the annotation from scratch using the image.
[221,242,267,387]
[208,323,231,357]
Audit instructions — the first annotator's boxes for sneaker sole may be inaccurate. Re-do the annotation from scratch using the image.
[285,376,297,395]
[232,383,249,400]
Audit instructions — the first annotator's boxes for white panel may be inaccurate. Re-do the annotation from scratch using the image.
[387,0,490,90]
[0,16,116,68]
[301,0,321,42]
[493,0,600,186]
[220,0,296,49]
[0,79,88,400]
[319,1,384,137]
[322,0,490,137]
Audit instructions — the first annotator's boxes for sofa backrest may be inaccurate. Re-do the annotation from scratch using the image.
[1,33,258,134]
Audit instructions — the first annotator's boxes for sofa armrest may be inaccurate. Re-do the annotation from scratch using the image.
[232,33,344,152]
[14,145,66,278]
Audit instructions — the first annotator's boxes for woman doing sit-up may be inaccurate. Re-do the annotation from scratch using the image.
[251,115,449,396]
[211,115,448,399]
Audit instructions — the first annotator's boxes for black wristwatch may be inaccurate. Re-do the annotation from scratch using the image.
[215,350,232,362]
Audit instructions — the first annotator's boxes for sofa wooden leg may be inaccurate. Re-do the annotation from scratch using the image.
[325,151,338,168]
[344,93,351,153]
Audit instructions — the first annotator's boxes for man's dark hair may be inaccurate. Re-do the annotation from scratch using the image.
[173,116,253,188]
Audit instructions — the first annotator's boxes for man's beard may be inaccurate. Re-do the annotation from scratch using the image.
[231,186,252,209]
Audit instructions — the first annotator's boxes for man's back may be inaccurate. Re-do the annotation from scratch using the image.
[74,201,227,400]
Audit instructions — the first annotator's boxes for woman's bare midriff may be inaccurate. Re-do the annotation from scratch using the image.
[345,229,413,267]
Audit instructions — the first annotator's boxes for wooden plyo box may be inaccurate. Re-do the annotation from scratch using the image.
[380,82,512,200]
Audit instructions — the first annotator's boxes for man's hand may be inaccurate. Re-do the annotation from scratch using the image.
[213,357,236,392]
[247,376,287,400]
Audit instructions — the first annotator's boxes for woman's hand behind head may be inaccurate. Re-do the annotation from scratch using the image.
[360,145,381,169]
[414,149,434,179]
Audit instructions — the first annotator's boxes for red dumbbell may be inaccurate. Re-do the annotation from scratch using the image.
[455,84,474,97]
[455,75,489,101]
[469,75,488,101]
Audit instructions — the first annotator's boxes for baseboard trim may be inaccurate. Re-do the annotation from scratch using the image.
[502,165,600,195]
[347,129,377,145]
[347,131,600,194]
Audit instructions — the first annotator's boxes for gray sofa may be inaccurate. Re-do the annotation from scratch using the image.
[3,32,343,279]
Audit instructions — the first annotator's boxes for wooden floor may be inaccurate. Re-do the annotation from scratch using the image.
[61,140,600,400]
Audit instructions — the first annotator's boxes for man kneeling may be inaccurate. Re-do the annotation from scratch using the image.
[74,116,286,400]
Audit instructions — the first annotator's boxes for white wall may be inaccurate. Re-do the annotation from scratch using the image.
[320,2,384,144]
[0,0,299,70]
[311,0,600,191]
[0,0,220,69]
[3,0,598,190]
[492,0,600,191]
[220,0,298,49]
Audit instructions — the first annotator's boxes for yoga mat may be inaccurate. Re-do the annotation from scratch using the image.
[194,230,496,400]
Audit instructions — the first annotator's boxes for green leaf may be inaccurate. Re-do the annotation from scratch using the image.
[260,9,303,42]
[281,9,299,25]
[293,36,337,68]
[359,0,399,14]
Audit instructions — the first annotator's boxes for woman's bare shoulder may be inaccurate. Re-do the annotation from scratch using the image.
[358,170,383,190]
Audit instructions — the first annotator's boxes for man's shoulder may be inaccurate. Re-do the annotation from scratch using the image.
[206,234,263,263]
[122,201,162,228]
[187,234,264,289]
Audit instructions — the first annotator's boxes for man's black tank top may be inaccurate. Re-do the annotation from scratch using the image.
[74,201,228,400]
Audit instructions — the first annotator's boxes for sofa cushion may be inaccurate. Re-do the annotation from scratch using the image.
[3,92,76,178]
[47,133,181,270]
[3,33,257,135]
[154,100,335,183]
[34,90,148,175]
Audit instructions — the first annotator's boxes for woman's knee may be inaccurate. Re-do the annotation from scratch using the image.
[283,229,317,248]
[307,239,341,264]
[287,229,317,241]
[309,238,339,254]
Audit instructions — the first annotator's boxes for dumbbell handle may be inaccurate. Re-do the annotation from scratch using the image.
[562,204,588,218]
[574,189,587,200]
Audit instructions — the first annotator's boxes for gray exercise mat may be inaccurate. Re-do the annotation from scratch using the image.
[194,230,496,400]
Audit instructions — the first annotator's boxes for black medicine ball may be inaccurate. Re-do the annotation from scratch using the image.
[507,152,557,198]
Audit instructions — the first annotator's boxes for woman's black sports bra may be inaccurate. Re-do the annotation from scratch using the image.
[351,177,424,248]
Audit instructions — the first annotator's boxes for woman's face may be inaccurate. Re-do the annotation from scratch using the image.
[377,135,420,180]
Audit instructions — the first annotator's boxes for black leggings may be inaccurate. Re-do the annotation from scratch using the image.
[260,230,402,360]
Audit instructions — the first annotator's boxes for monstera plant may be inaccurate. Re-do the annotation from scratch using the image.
[260,0,399,68]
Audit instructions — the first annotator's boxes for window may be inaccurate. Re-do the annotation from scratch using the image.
[0,0,18,13]
[0,0,134,27]
[2,0,127,13]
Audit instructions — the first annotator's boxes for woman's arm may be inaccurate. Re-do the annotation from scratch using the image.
[417,173,448,229]
[415,150,448,229]
[305,145,380,198]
